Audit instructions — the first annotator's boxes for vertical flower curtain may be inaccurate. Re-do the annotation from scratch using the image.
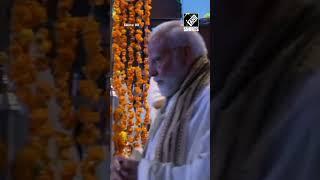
[6,0,109,179]
[112,0,152,157]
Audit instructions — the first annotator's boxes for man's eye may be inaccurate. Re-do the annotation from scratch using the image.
[151,57,159,63]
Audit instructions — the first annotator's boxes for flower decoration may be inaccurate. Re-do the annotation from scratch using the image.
[112,0,152,157]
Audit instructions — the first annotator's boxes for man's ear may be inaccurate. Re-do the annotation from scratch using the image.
[183,46,193,64]
[183,46,191,57]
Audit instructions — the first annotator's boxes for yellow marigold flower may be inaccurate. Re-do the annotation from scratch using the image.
[60,148,72,160]
[87,146,105,162]
[135,87,142,94]
[60,109,77,129]
[128,119,134,126]
[144,117,150,125]
[77,125,100,145]
[127,127,133,134]
[9,43,23,57]
[61,161,78,180]
[55,133,74,148]
[57,0,74,12]
[34,58,49,71]
[17,28,34,46]
[30,108,48,125]
[13,146,41,180]
[128,136,134,144]
[39,41,52,54]
[134,142,142,148]
[118,131,128,145]
[30,2,47,25]
[57,48,76,64]
[36,168,54,180]
[79,108,100,124]
[135,127,141,134]
[33,122,55,138]
[36,80,54,100]
[141,134,148,144]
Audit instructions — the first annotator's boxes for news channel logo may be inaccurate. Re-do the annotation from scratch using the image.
[183,13,199,31]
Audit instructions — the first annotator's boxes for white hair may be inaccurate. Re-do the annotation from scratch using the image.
[149,20,208,59]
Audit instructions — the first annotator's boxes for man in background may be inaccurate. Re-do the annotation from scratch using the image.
[214,0,320,179]
[111,20,210,180]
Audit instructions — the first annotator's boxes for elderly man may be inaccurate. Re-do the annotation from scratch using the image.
[111,20,210,180]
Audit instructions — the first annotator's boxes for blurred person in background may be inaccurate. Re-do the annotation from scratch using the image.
[214,0,320,180]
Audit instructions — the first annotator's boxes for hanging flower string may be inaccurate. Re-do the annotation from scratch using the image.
[6,0,109,179]
[112,0,129,156]
[8,1,55,179]
[53,1,80,177]
[112,0,152,157]
[79,16,108,179]
[142,0,152,145]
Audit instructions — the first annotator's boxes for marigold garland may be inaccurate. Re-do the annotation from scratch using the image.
[52,6,81,179]
[79,13,108,180]
[6,1,108,179]
[54,4,107,180]
[8,1,56,179]
[112,0,152,157]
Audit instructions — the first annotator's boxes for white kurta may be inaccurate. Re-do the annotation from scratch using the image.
[138,85,210,180]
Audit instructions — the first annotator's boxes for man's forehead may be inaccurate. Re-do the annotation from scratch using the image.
[148,40,166,54]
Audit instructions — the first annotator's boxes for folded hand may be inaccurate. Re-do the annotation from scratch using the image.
[111,156,139,180]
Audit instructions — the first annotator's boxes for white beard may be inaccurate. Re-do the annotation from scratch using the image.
[154,53,190,97]
[157,72,185,97]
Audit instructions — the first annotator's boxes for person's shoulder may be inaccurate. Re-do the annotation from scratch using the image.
[191,85,210,117]
[196,84,210,104]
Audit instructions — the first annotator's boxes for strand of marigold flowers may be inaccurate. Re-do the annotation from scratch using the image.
[141,0,152,145]
[54,3,108,177]
[52,1,81,179]
[118,0,133,156]
[8,1,106,179]
[115,0,141,157]
[120,0,135,156]
[125,1,137,154]
[132,0,152,148]
[79,16,107,180]
[112,0,131,157]
[8,1,57,179]
[132,0,143,149]
[78,17,103,146]
[80,5,109,176]
[111,0,152,157]
[53,16,107,180]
